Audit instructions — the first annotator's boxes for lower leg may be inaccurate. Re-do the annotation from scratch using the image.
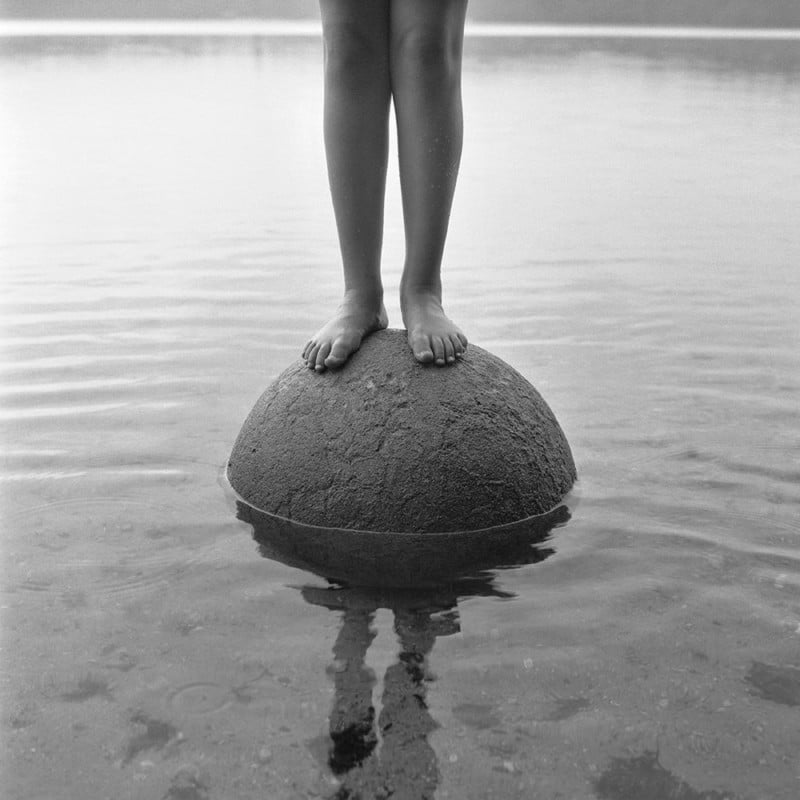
[390,0,468,365]
[304,0,391,372]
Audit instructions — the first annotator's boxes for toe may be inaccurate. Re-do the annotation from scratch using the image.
[306,342,320,368]
[457,332,468,350]
[324,354,347,369]
[315,342,332,372]
[325,337,351,369]
[409,331,434,363]
[302,339,314,362]
[451,333,465,358]
[443,337,455,364]
[431,336,446,365]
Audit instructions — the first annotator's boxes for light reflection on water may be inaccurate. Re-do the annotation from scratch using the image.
[1,29,799,800]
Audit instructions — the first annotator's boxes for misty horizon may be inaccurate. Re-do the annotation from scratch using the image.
[2,0,800,28]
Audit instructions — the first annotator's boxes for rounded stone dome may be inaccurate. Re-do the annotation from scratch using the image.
[228,329,576,533]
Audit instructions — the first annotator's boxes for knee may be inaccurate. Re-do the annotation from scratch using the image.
[392,26,462,82]
[323,23,387,85]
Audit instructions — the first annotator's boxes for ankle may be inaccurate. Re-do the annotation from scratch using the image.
[342,285,384,307]
[401,275,442,293]
[400,282,442,308]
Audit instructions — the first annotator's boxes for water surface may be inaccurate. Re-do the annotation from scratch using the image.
[2,27,799,800]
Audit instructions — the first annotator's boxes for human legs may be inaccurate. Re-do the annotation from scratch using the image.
[390,0,468,365]
[304,0,392,372]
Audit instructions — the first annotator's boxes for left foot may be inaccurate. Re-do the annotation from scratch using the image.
[401,288,467,366]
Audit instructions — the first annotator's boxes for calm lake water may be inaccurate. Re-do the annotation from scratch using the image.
[2,24,800,800]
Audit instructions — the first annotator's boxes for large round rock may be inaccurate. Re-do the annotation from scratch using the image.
[228,329,576,533]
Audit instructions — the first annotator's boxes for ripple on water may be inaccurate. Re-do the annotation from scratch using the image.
[5,498,215,603]
[168,682,233,715]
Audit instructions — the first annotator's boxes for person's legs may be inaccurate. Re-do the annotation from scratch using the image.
[304,0,392,372]
[390,0,468,365]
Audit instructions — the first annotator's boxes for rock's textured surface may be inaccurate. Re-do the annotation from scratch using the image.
[228,329,576,533]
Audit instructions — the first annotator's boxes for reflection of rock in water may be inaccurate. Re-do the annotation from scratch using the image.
[237,499,567,589]
[238,490,573,796]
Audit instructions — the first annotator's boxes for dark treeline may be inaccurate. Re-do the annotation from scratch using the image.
[2,0,800,27]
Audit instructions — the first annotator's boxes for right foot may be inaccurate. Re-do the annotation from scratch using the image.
[400,287,467,366]
[302,291,388,372]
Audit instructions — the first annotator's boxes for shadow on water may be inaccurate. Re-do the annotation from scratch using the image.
[237,501,570,798]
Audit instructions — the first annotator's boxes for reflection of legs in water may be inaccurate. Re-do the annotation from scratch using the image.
[327,607,378,775]
[315,591,461,800]
[331,606,453,800]
[376,608,444,799]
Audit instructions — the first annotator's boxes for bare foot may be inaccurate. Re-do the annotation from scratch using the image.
[302,291,388,372]
[401,288,467,366]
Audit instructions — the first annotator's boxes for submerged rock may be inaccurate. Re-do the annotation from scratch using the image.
[239,499,563,588]
[594,750,734,800]
[228,329,576,533]
[745,661,800,706]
